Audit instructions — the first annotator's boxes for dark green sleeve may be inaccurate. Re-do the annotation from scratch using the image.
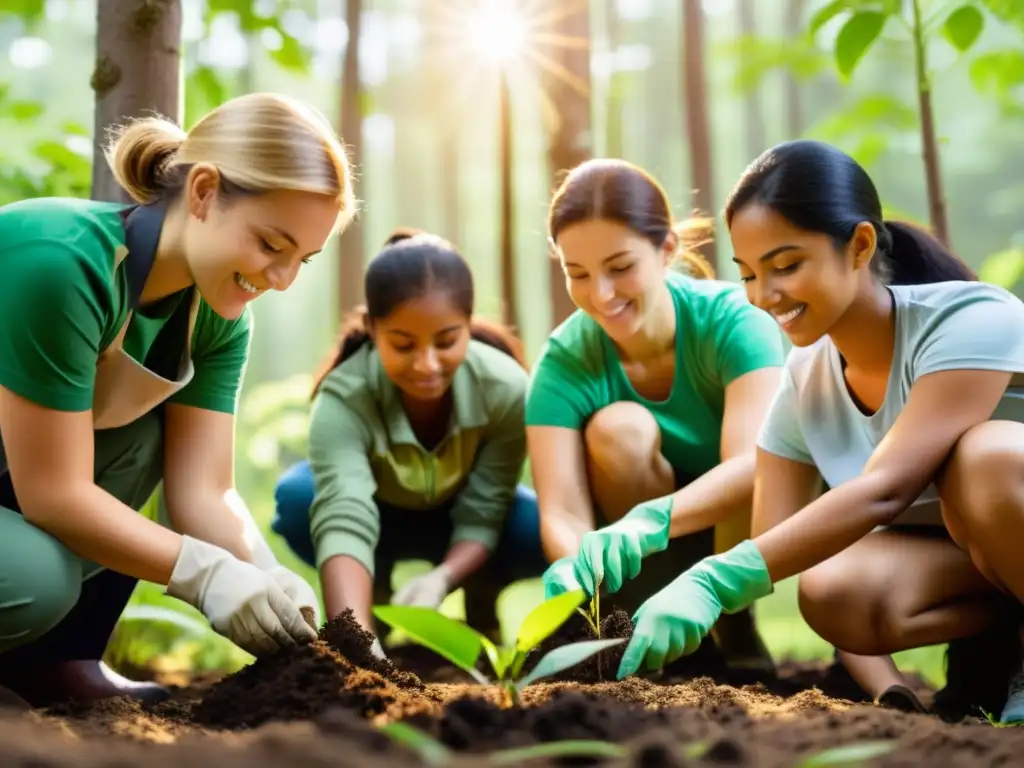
[170,303,252,414]
[0,241,111,411]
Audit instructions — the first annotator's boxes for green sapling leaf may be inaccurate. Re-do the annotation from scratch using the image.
[515,589,586,653]
[515,638,625,690]
[377,721,451,766]
[373,605,488,682]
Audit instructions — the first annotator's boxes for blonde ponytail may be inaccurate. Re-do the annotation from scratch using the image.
[104,116,187,204]
[672,216,715,279]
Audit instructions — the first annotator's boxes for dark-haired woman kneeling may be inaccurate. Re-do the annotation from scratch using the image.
[271,230,545,649]
[610,139,1024,725]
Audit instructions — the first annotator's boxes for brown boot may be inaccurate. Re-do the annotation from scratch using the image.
[0,660,169,708]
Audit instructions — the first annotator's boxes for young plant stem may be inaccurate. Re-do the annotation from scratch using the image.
[909,0,950,247]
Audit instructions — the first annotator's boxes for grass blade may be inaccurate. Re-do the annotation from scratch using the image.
[377,721,451,766]
[373,605,484,676]
[516,638,625,689]
[795,740,897,767]
[489,739,627,763]
[514,589,586,653]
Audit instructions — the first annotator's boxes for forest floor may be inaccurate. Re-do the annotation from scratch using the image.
[3,609,1022,767]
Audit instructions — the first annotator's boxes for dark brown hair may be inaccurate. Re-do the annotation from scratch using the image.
[724,140,976,286]
[547,158,715,279]
[311,228,526,397]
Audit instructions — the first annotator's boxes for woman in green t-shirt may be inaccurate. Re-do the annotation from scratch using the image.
[0,93,354,707]
[532,158,785,671]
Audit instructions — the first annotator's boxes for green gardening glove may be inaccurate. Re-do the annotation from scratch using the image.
[572,496,673,596]
[616,539,774,680]
[542,557,583,599]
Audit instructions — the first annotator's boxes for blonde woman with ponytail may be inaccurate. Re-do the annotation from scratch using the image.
[530,159,785,673]
[0,92,355,707]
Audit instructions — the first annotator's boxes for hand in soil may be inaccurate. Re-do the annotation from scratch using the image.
[573,496,673,594]
[617,541,773,680]
[392,565,451,608]
[266,565,322,628]
[166,535,318,656]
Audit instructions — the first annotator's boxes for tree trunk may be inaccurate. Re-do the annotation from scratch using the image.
[681,0,717,270]
[338,0,365,317]
[604,1,622,157]
[738,0,765,158]
[784,0,806,139]
[543,1,592,329]
[910,0,951,247]
[91,0,182,203]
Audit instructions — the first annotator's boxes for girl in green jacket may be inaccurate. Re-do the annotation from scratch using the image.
[272,230,546,649]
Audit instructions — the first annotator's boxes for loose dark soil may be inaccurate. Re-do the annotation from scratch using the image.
[2,607,1022,767]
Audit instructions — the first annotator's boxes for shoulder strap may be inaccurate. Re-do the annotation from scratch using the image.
[120,199,169,309]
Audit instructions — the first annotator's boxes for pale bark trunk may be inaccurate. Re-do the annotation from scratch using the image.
[91,0,182,203]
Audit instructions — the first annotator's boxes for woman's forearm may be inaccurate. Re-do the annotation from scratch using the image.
[321,554,375,631]
[26,482,183,584]
[440,540,490,584]
[754,472,905,582]
[667,453,757,538]
[540,509,594,562]
[166,487,273,567]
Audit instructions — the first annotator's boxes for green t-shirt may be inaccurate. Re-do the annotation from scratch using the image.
[0,196,251,415]
[525,271,785,479]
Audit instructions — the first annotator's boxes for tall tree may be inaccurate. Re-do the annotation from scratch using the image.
[738,0,765,157]
[91,0,182,203]
[338,0,365,317]
[681,0,716,270]
[784,0,807,139]
[543,0,592,329]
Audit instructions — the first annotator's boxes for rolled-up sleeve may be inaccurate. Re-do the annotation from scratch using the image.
[307,386,381,576]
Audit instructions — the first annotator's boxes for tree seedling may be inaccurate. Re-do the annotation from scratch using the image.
[373,589,624,705]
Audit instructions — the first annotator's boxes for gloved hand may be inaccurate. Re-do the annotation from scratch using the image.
[166,535,318,656]
[266,566,321,630]
[616,539,774,680]
[573,496,673,596]
[392,564,453,609]
[542,557,582,599]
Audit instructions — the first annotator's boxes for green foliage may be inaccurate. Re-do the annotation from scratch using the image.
[969,50,1024,115]
[806,93,916,167]
[835,11,891,79]
[714,36,831,95]
[0,0,45,27]
[203,0,311,72]
[980,0,1024,33]
[374,591,625,704]
[942,5,985,52]
[809,0,900,35]
[978,247,1024,290]
[794,740,897,767]
[0,84,91,204]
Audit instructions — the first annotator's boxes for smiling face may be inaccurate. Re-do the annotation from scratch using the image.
[729,203,878,346]
[181,165,340,320]
[369,292,471,404]
[556,218,673,343]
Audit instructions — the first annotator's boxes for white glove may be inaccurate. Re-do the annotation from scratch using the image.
[369,636,388,661]
[166,535,318,656]
[392,564,453,609]
[267,565,321,630]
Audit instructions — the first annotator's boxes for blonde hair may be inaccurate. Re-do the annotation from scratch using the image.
[103,92,356,229]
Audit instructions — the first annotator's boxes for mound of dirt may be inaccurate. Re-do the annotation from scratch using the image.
[192,609,429,730]
[526,607,635,684]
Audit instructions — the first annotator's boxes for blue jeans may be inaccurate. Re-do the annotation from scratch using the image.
[271,460,546,632]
